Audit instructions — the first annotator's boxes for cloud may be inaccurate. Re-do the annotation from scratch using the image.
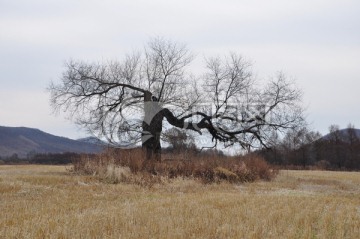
[0,0,359,139]
[0,89,82,139]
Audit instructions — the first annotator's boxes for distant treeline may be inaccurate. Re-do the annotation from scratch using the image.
[0,148,224,165]
[259,125,360,170]
[0,152,85,165]
[1,125,359,171]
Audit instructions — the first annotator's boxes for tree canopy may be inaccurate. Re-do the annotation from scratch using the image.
[49,38,305,159]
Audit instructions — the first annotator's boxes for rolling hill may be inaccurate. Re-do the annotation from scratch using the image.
[0,126,103,158]
[321,128,360,142]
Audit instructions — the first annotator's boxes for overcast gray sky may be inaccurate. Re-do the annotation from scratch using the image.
[1,0,359,139]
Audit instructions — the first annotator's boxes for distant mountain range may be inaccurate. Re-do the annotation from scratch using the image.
[0,126,104,158]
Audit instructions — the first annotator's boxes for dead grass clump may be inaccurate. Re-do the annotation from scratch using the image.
[242,155,278,181]
[214,167,239,183]
[103,164,131,184]
[71,149,278,184]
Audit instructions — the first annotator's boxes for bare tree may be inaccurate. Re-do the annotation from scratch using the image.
[327,124,344,168]
[346,123,360,168]
[49,38,305,161]
[281,127,321,166]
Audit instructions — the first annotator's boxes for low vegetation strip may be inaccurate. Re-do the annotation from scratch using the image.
[0,165,359,238]
[72,149,278,185]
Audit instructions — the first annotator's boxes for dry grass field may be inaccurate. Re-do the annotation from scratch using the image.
[0,165,359,239]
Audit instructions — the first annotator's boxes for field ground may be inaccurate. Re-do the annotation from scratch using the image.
[0,165,359,239]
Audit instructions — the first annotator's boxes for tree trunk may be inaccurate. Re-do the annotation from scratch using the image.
[142,92,163,161]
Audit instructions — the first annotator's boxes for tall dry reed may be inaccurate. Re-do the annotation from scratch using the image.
[72,148,278,185]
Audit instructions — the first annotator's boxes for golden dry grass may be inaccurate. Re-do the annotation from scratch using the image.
[1,165,359,238]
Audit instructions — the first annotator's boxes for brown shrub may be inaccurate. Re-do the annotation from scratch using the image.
[314,160,331,171]
[214,167,239,183]
[71,149,278,185]
[242,155,278,181]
